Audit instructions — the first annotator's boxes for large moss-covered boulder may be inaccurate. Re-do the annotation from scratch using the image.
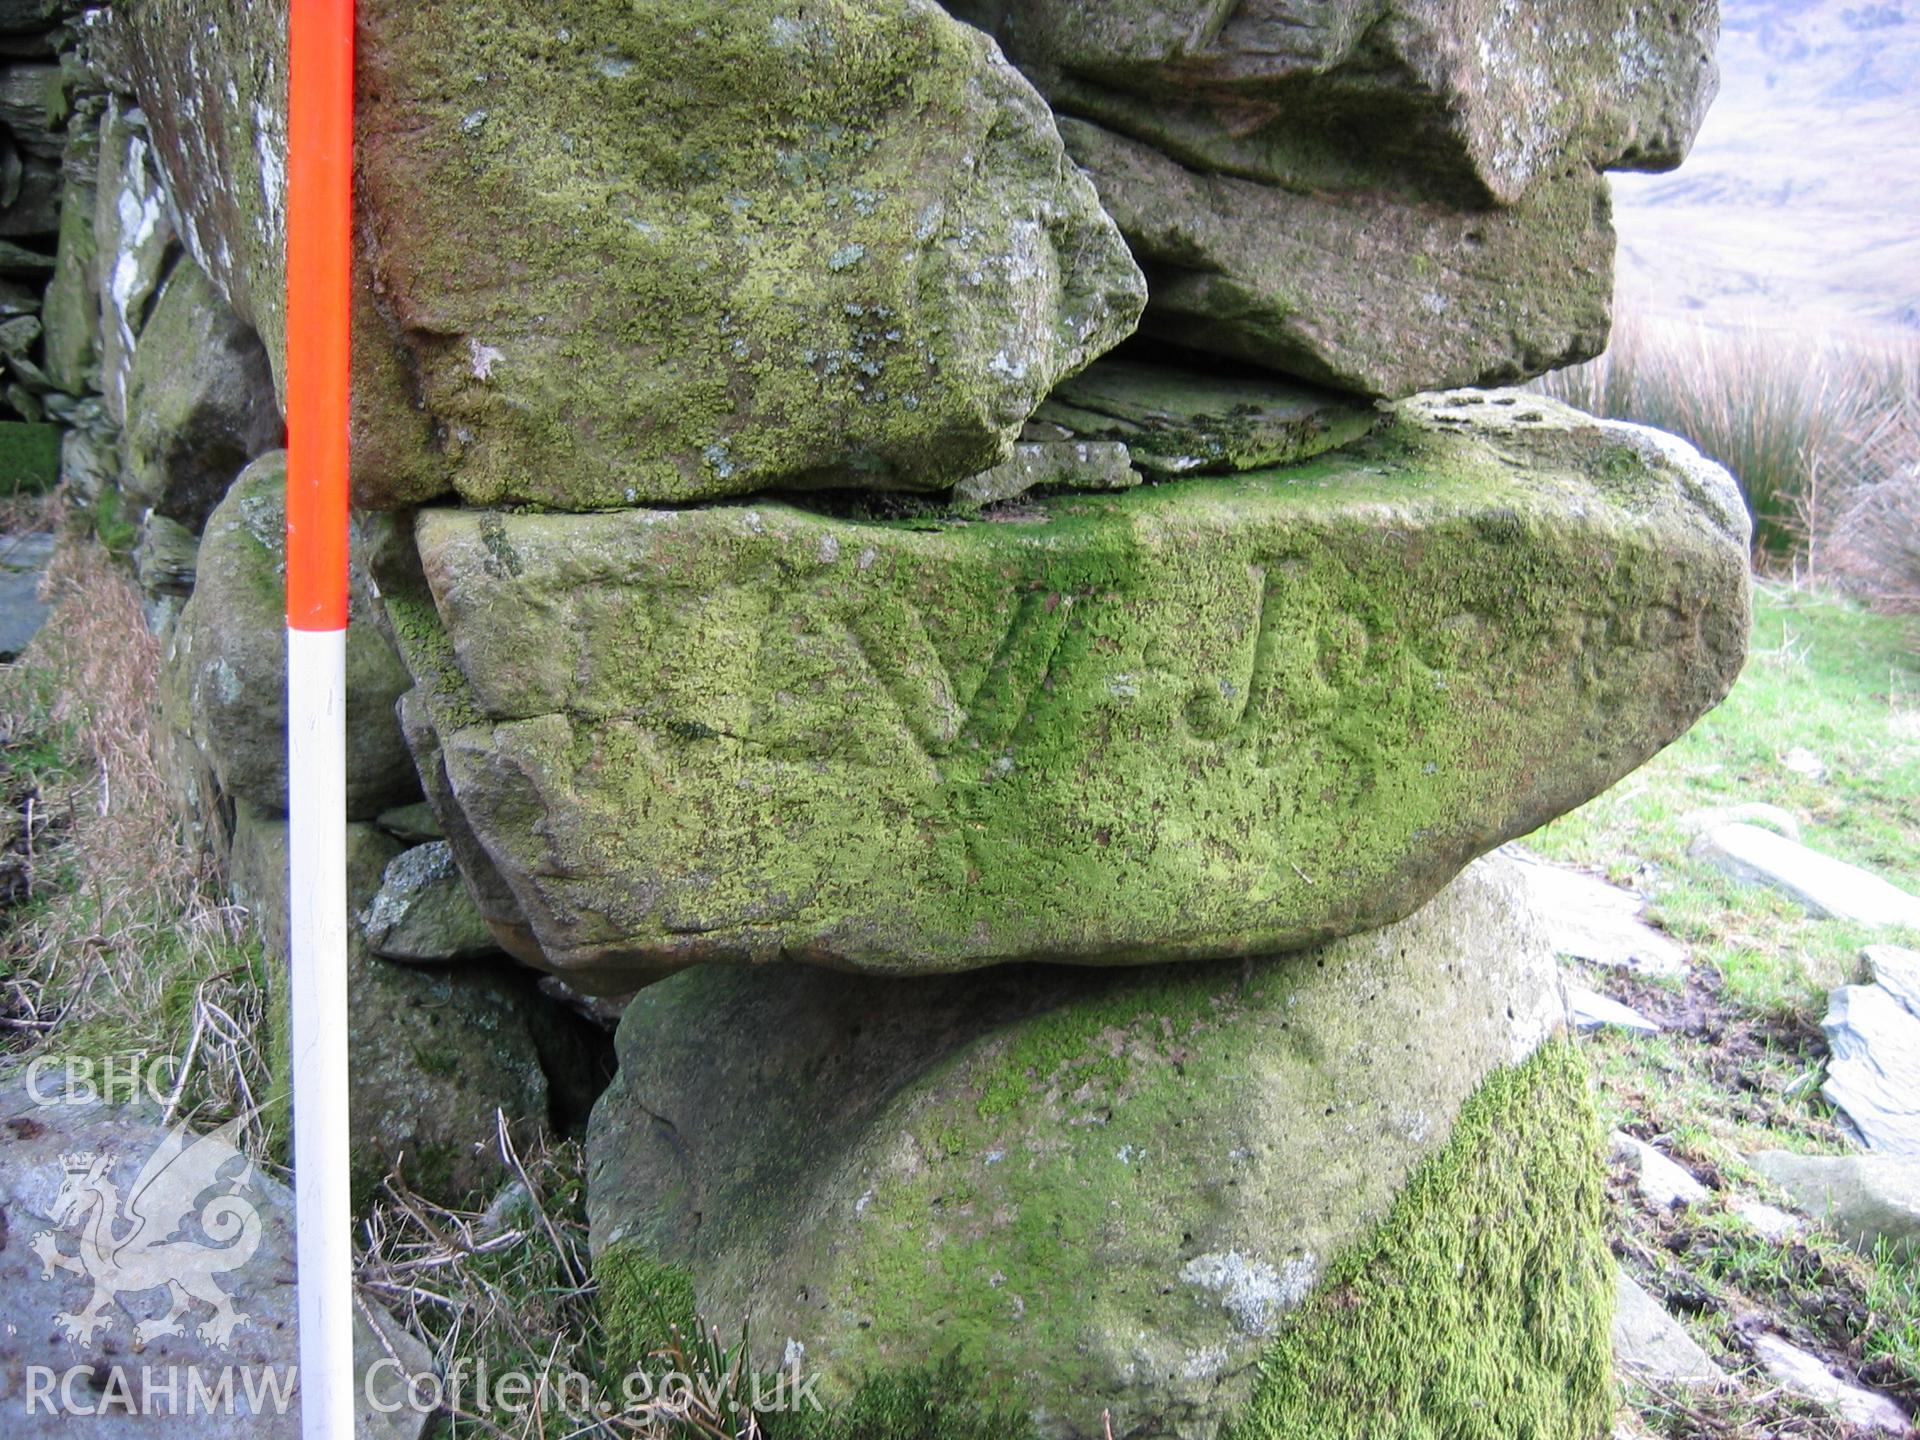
[390,393,1749,994]
[122,259,283,532]
[161,452,419,819]
[108,0,1145,509]
[943,0,1719,395]
[587,856,1608,1439]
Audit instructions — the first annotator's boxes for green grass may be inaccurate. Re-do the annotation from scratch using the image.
[1866,1246,1920,1386]
[1527,578,1920,1430]
[1531,581,1920,1019]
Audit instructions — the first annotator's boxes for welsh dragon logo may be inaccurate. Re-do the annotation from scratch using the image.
[30,1114,263,1347]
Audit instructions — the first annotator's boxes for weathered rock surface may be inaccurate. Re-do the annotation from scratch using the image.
[375,800,443,846]
[0,2,76,43]
[951,438,1138,510]
[121,258,282,532]
[949,0,1718,205]
[1678,800,1802,841]
[1570,986,1660,1034]
[228,805,565,1205]
[0,527,52,658]
[0,1080,432,1439]
[1612,1131,1710,1209]
[589,857,1603,1440]
[1866,943,1920,1020]
[394,689,547,974]
[392,393,1750,992]
[1821,984,1920,1157]
[110,0,1145,510]
[1509,849,1690,977]
[91,100,173,425]
[1612,1271,1723,1388]
[162,452,419,820]
[0,239,51,283]
[1728,1196,1801,1243]
[944,0,1720,395]
[360,841,500,965]
[134,511,198,621]
[36,113,98,394]
[1032,356,1378,476]
[56,406,114,501]
[1693,823,1920,928]
[0,61,63,235]
[1749,1150,1920,1257]
[1059,118,1618,396]
[1750,1333,1909,1435]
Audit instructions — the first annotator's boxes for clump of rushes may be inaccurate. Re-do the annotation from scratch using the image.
[1533,309,1918,585]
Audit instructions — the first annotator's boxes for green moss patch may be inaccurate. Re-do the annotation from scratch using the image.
[398,397,1749,988]
[1228,1038,1613,1440]
[1,421,61,494]
[597,1243,1035,1439]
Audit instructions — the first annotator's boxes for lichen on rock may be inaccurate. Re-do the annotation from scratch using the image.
[110,0,1146,510]
[944,0,1720,397]
[586,857,1601,1439]
[390,393,1749,992]
[160,451,420,820]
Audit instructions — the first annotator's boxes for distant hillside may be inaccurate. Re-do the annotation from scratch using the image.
[1610,0,1920,334]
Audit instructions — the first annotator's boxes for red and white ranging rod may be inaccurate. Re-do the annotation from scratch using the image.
[286,1,356,1435]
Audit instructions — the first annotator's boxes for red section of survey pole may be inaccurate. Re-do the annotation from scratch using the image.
[287,0,353,633]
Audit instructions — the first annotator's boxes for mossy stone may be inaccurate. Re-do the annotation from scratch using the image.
[38,116,100,396]
[951,438,1139,510]
[946,0,1717,206]
[228,803,566,1208]
[393,394,1749,993]
[586,857,1599,1438]
[1061,118,1618,398]
[1224,1038,1612,1440]
[359,840,503,964]
[1034,358,1380,476]
[120,259,283,533]
[943,0,1717,397]
[159,452,421,819]
[112,0,1145,509]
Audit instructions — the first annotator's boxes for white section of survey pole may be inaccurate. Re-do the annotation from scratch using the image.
[288,624,354,1438]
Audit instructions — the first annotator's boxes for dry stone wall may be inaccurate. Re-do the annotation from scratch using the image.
[12,2,1746,1435]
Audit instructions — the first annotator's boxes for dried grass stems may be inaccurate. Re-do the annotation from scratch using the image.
[0,530,270,1157]
[358,1123,643,1439]
[1533,311,1920,609]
